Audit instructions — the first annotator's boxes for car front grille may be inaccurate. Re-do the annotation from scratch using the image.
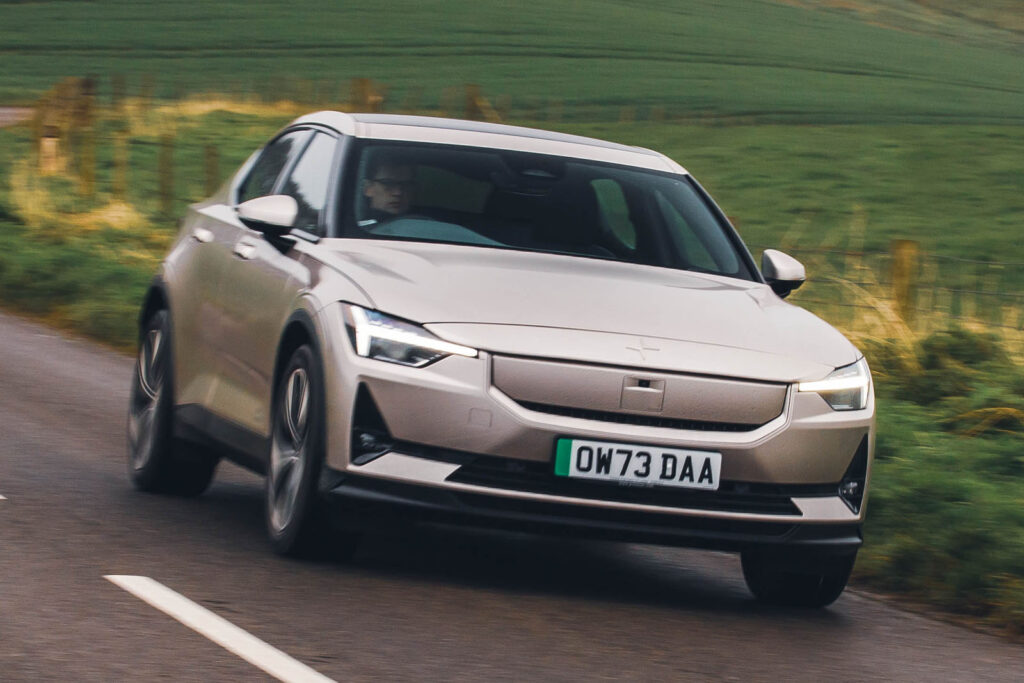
[516,401,763,432]
[446,455,824,516]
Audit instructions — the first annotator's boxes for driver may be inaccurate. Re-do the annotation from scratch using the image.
[363,156,415,222]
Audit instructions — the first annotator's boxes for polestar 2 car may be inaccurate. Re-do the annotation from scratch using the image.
[127,112,874,607]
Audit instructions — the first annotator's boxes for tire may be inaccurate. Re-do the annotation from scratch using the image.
[266,343,357,559]
[741,550,856,608]
[127,309,218,497]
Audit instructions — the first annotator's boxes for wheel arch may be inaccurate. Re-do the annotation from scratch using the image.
[272,306,326,396]
[138,275,171,341]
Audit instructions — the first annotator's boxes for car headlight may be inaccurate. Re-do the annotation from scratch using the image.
[342,305,478,368]
[797,357,871,411]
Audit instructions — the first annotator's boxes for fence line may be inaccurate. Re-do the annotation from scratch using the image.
[24,76,1024,354]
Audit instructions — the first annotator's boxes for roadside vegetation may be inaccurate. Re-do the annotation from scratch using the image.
[860,330,1024,633]
[0,0,1022,635]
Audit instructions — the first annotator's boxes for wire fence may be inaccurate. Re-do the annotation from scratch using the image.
[755,242,1024,358]
[22,77,1024,355]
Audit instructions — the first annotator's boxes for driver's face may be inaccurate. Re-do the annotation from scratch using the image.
[364,164,414,215]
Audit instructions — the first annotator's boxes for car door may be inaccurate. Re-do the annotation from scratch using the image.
[213,130,341,438]
[177,129,311,415]
[168,205,241,411]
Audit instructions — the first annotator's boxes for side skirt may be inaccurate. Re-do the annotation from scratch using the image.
[174,404,269,475]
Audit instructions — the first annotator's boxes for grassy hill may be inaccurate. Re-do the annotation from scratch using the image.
[1,0,1023,124]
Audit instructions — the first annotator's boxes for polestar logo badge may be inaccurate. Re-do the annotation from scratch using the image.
[625,338,660,361]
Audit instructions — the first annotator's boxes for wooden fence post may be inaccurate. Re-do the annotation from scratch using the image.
[159,133,174,217]
[350,78,384,112]
[78,126,95,198]
[39,125,62,175]
[463,84,501,122]
[112,130,129,200]
[76,78,97,198]
[204,144,219,196]
[464,84,483,120]
[112,73,126,113]
[891,239,919,325]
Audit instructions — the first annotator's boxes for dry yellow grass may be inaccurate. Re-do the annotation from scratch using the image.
[946,407,1024,438]
[9,158,147,235]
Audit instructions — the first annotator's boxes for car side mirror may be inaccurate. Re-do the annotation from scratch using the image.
[762,249,806,298]
[236,195,298,236]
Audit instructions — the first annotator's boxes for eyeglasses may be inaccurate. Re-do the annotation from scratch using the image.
[371,178,415,191]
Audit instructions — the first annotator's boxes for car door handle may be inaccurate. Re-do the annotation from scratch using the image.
[233,242,258,260]
[191,227,214,243]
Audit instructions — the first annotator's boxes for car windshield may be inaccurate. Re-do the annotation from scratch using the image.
[339,140,755,281]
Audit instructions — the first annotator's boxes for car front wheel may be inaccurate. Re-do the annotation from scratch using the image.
[266,343,355,558]
[741,550,856,608]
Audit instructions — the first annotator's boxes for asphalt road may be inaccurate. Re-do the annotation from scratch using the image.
[1,311,1022,681]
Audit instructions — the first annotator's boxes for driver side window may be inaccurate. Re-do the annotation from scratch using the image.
[237,130,311,204]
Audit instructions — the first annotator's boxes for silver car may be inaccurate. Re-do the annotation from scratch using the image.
[127,113,874,607]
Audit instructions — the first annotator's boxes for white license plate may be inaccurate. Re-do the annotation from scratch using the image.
[554,438,721,491]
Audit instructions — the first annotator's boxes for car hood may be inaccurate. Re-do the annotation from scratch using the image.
[318,239,860,382]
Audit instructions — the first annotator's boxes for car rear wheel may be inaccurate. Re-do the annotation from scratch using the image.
[266,343,356,558]
[127,309,218,496]
[741,550,856,608]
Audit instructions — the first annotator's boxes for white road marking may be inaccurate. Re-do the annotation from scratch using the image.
[105,575,335,683]
[0,494,6,500]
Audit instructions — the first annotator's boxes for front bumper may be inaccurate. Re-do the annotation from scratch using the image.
[324,455,862,555]
[318,303,875,551]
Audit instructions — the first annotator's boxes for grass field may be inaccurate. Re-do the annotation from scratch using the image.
[1,0,1023,125]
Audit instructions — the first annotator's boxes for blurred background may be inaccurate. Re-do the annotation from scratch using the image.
[0,0,1022,634]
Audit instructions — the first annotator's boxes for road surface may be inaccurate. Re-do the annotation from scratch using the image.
[0,311,1021,681]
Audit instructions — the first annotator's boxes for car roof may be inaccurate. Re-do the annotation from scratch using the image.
[287,111,687,174]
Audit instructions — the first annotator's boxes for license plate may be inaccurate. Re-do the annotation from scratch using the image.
[554,438,721,491]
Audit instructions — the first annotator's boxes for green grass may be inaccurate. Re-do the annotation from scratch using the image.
[568,122,1024,264]
[1,0,1023,125]
[0,218,149,346]
[858,329,1024,632]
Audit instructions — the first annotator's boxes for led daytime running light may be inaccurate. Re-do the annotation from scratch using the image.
[349,306,478,359]
[796,358,870,411]
[797,376,868,393]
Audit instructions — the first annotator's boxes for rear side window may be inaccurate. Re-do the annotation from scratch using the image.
[237,130,311,204]
[278,132,337,233]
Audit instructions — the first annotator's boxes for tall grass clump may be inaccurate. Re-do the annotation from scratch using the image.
[856,326,1024,634]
